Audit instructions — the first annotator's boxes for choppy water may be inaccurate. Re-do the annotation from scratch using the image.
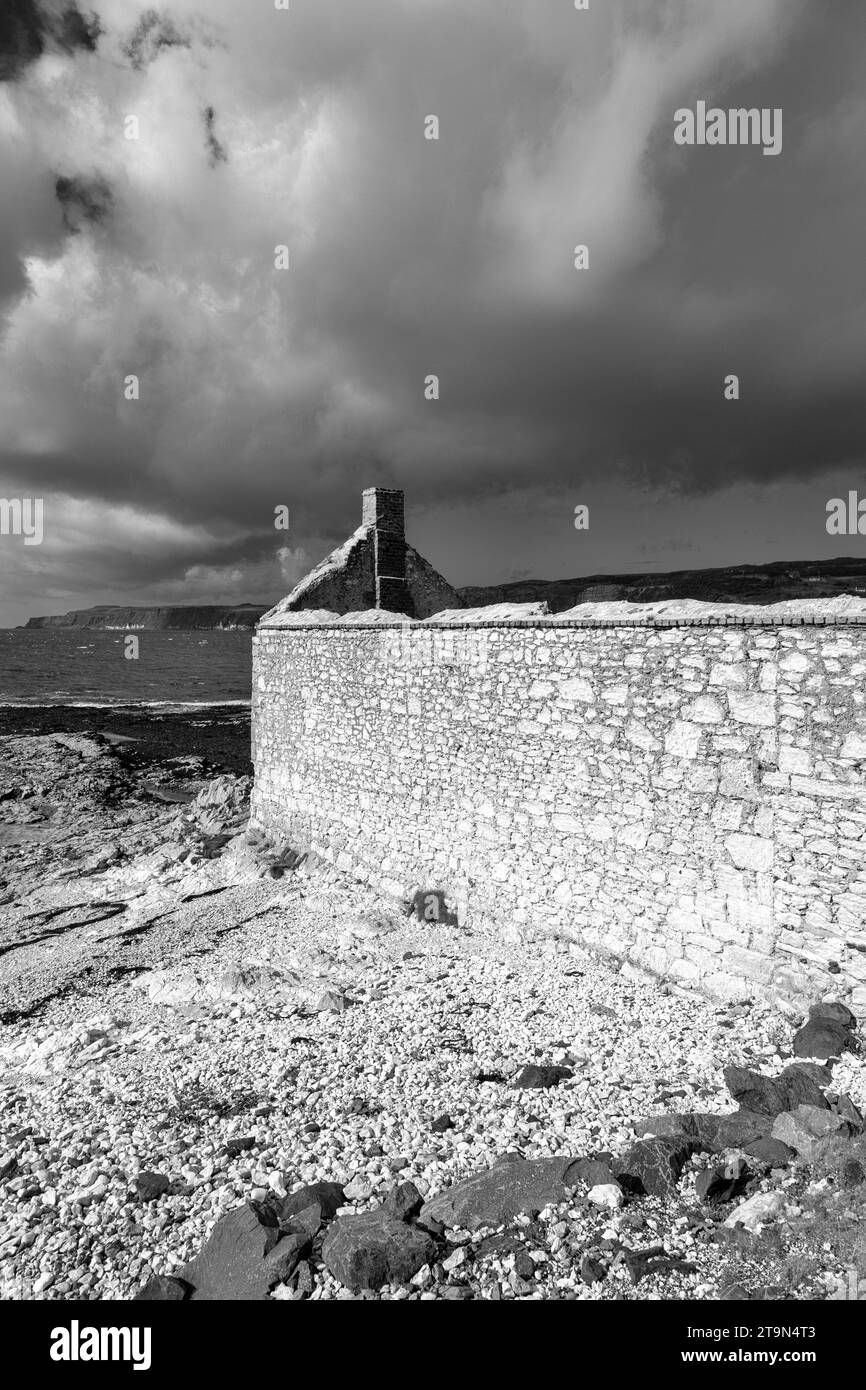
[0,629,253,707]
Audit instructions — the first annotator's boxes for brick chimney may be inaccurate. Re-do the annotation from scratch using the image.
[362,487,412,615]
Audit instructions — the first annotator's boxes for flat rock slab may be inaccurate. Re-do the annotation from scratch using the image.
[321,1210,436,1291]
[418,1155,584,1231]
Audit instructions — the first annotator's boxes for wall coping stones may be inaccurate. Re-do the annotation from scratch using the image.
[258,612,866,632]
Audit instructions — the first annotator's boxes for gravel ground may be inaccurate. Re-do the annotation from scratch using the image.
[1,741,863,1302]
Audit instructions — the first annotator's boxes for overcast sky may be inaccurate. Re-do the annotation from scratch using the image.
[1,0,864,625]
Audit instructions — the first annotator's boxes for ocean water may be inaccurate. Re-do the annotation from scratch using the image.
[0,629,253,706]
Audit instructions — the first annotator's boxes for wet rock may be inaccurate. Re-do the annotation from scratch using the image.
[133,1171,170,1202]
[321,1210,436,1291]
[510,1064,573,1090]
[179,1202,309,1300]
[418,1155,583,1231]
[771,1105,852,1160]
[613,1136,698,1198]
[723,1064,829,1118]
[133,1274,191,1301]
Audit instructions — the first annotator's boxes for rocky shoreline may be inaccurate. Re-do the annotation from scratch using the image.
[0,729,864,1301]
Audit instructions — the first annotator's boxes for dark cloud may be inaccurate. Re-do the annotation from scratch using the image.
[0,1,100,82]
[122,8,190,71]
[203,106,227,167]
[54,174,112,232]
[1,0,865,627]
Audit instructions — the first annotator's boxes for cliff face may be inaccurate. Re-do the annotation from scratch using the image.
[460,557,866,613]
[24,605,268,630]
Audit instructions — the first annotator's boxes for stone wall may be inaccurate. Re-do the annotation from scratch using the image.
[251,616,866,1011]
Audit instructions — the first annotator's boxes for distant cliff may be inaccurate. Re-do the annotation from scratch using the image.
[23,605,269,631]
[459,557,866,612]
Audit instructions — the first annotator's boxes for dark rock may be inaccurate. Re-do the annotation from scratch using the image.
[278,1181,345,1225]
[572,1157,618,1188]
[133,1274,190,1301]
[382,1181,423,1223]
[809,1001,857,1029]
[841,1159,866,1189]
[744,1136,794,1167]
[418,1155,584,1231]
[514,1250,535,1281]
[179,1202,310,1300]
[288,1260,314,1298]
[633,1114,698,1140]
[431,1113,454,1133]
[510,1064,573,1090]
[831,1093,864,1134]
[613,1136,698,1198]
[580,1251,607,1285]
[695,1161,750,1205]
[224,1136,255,1158]
[0,1155,18,1183]
[283,1202,324,1241]
[792,1006,856,1061]
[694,1109,770,1152]
[723,1065,828,1118]
[321,1210,436,1291]
[134,1171,170,1202]
[620,1245,697,1285]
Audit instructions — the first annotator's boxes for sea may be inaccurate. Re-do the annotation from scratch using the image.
[0,629,253,707]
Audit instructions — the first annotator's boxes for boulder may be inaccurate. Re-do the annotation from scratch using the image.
[321,1210,436,1291]
[723,1065,828,1118]
[613,1135,698,1198]
[792,1002,857,1061]
[277,1181,345,1227]
[179,1202,309,1300]
[743,1136,794,1167]
[771,1105,852,1160]
[724,1190,785,1232]
[382,1181,424,1223]
[418,1155,583,1231]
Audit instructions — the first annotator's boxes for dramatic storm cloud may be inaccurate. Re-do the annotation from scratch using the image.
[0,0,864,623]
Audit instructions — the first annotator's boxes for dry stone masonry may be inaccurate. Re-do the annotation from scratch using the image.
[252,492,866,1014]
